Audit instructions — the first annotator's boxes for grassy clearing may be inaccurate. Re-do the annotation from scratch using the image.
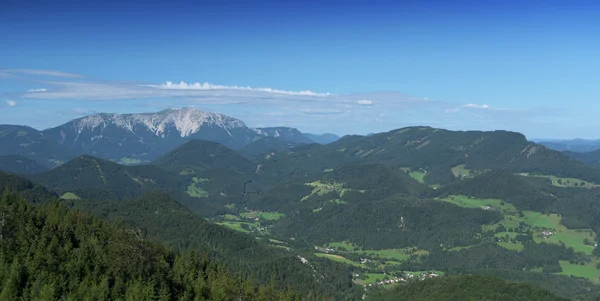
[314,253,362,267]
[326,242,425,262]
[329,199,348,204]
[409,171,426,183]
[301,181,347,201]
[558,260,600,281]
[328,241,357,251]
[497,241,524,251]
[549,231,596,255]
[222,214,241,221]
[216,222,251,233]
[438,195,515,211]
[187,177,210,198]
[179,168,196,175]
[118,157,142,165]
[520,173,599,188]
[60,192,80,200]
[451,165,471,178]
[240,211,285,221]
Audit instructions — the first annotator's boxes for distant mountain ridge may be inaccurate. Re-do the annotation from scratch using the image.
[42,107,260,162]
[0,108,331,171]
[535,138,600,153]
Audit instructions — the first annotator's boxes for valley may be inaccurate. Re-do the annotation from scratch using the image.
[4,110,600,300]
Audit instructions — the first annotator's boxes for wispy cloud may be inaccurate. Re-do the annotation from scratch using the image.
[145,81,330,96]
[4,100,17,107]
[464,103,490,109]
[302,108,347,115]
[0,69,568,136]
[1,69,84,78]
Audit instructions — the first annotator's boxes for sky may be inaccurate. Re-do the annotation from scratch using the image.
[0,0,598,138]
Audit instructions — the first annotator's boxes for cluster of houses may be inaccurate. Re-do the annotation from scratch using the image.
[363,272,439,288]
[540,231,553,239]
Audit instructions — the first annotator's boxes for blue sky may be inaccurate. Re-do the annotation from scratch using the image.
[0,0,598,138]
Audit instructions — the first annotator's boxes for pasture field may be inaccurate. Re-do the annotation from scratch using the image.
[60,192,80,200]
[408,171,426,183]
[439,195,515,211]
[558,261,600,281]
[240,211,285,221]
[187,177,210,197]
[314,253,363,267]
[451,165,471,178]
[519,173,599,188]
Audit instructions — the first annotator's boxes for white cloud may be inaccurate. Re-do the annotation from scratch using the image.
[4,100,17,107]
[2,69,84,78]
[357,99,373,106]
[444,108,460,114]
[145,81,330,96]
[464,103,490,109]
[27,88,48,92]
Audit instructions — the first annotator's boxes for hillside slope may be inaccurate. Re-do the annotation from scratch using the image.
[366,275,568,301]
[29,155,188,200]
[0,155,49,174]
[152,139,252,174]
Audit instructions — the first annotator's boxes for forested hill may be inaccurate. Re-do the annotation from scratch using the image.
[29,155,189,200]
[0,155,48,175]
[0,192,307,300]
[152,139,253,174]
[69,191,362,299]
[0,171,57,204]
[248,126,600,188]
[564,149,600,167]
[366,275,568,301]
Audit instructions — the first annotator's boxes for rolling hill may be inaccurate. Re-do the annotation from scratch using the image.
[0,155,49,174]
[238,136,301,157]
[152,139,252,174]
[29,155,188,200]
[0,125,76,167]
[564,149,600,167]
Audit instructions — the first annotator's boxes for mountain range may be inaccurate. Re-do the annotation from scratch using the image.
[0,107,340,168]
[535,138,600,153]
[4,107,600,300]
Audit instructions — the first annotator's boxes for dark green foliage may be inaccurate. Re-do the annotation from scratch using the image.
[152,139,253,174]
[468,269,600,300]
[0,155,49,174]
[0,171,57,204]
[0,192,306,300]
[30,155,189,200]
[69,191,361,299]
[238,137,299,157]
[404,243,527,271]
[322,164,429,197]
[564,149,600,167]
[366,275,568,301]
[435,171,557,211]
[274,197,500,250]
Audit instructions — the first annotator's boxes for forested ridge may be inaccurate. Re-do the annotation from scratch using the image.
[0,192,311,300]
[6,126,600,299]
[366,275,569,301]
